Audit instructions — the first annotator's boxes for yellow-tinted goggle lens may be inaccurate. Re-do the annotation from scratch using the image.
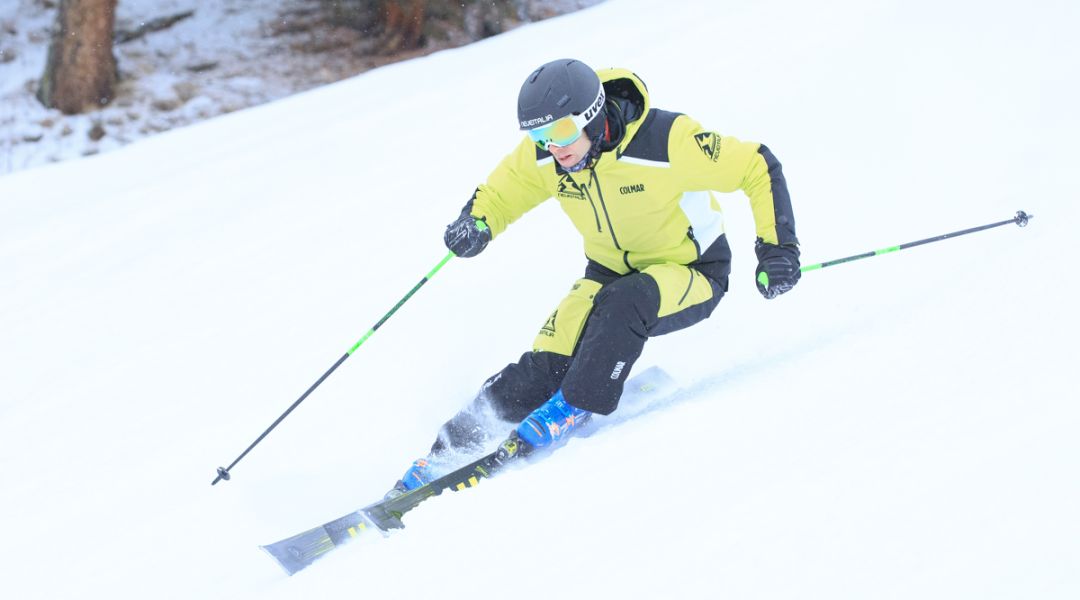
[527,116,583,149]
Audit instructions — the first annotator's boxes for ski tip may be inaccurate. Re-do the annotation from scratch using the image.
[259,544,307,576]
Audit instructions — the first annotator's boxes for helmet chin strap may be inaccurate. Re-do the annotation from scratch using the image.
[565,109,609,173]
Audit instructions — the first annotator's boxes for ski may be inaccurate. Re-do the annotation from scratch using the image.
[260,366,677,575]
[260,448,511,575]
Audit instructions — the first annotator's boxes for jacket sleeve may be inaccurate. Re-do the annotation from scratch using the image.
[669,115,798,247]
[466,136,551,239]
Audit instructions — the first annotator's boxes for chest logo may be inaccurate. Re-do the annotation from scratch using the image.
[619,183,645,195]
[557,174,586,200]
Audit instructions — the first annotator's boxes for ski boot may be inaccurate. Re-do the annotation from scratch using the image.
[515,389,592,449]
[384,457,437,499]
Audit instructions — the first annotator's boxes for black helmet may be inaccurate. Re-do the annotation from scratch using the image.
[518,58,605,132]
[518,59,607,170]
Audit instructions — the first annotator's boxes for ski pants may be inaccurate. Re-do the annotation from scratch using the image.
[431,236,732,454]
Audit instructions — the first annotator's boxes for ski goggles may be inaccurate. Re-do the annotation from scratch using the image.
[524,87,606,150]
[526,113,593,149]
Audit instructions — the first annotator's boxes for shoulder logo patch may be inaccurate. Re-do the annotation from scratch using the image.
[694,132,721,162]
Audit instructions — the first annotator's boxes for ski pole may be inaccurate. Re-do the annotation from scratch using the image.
[213,250,457,485]
[759,210,1032,288]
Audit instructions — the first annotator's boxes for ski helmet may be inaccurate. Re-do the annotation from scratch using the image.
[518,59,607,152]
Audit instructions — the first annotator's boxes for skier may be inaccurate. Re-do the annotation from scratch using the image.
[389,58,800,493]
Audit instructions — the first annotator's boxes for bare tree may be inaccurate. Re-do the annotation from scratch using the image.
[37,0,119,115]
[320,0,519,54]
[382,0,425,52]
[323,0,423,52]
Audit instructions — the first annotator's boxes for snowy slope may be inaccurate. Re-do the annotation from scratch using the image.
[2,0,1078,598]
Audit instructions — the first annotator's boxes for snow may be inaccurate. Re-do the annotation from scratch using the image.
[2,0,1078,598]
[2,0,279,172]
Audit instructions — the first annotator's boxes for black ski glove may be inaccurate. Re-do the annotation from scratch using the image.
[444,214,491,258]
[755,240,801,299]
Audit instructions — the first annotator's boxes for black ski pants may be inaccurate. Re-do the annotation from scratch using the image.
[431,236,732,454]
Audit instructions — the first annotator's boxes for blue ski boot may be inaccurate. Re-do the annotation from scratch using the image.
[516,389,592,449]
[385,458,436,499]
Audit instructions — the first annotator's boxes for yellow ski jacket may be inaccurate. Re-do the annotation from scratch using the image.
[469,68,797,275]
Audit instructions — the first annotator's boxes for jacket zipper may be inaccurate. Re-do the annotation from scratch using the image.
[687,227,701,259]
[569,172,603,233]
[678,269,696,306]
[588,169,622,250]
[583,185,602,233]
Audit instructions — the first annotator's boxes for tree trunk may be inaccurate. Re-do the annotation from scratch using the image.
[37,0,119,115]
[382,0,425,52]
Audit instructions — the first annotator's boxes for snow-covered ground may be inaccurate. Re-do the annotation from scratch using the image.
[2,0,1078,598]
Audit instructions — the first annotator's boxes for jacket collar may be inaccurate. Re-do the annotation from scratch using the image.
[596,68,651,156]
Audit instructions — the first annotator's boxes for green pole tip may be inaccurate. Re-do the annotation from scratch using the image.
[474,219,489,232]
[757,271,769,288]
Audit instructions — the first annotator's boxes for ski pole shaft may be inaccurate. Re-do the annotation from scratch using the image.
[800,210,1032,274]
[213,251,456,485]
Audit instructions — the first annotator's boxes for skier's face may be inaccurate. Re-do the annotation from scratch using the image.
[548,134,592,169]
